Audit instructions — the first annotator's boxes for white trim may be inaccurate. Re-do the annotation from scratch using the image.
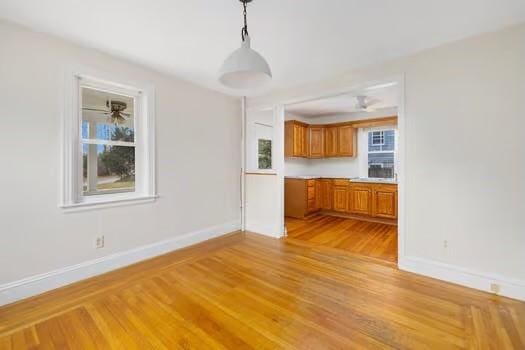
[0,220,241,306]
[60,64,157,210]
[60,194,159,213]
[399,256,525,301]
[81,139,136,147]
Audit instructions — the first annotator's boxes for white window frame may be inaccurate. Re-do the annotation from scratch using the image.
[61,66,156,211]
[366,127,397,179]
[371,130,385,146]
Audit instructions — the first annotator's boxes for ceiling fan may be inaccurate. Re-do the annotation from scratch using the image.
[354,95,380,112]
[82,100,131,125]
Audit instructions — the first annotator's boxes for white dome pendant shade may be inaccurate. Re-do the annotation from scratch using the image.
[219,35,272,89]
[219,0,272,90]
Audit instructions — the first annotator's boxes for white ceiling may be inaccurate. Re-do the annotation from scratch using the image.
[1,0,524,96]
[287,83,398,117]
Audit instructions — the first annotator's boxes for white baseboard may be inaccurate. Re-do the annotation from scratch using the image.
[0,220,241,307]
[245,223,283,238]
[399,256,525,301]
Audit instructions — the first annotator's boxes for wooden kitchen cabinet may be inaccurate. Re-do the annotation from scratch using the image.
[320,179,333,210]
[285,178,321,218]
[315,179,323,209]
[372,184,397,219]
[285,121,308,158]
[337,125,355,157]
[332,179,349,212]
[324,126,339,157]
[348,184,373,215]
[285,178,397,222]
[285,120,357,158]
[308,127,325,158]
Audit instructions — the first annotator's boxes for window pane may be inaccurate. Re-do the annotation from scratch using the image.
[81,87,135,142]
[258,139,272,169]
[83,144,135,194]
[368,152,394,178]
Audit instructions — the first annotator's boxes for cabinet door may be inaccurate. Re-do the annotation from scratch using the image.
[301,125,309,157]
[373,185,397,219]
[337,125,354,157]
[293,124,304,157]
[321,180,333,210]
[349,185,372,215]
[324,127,338,157]
[308,127,324,158]
[333,186,348,212]
[315,180,323,209]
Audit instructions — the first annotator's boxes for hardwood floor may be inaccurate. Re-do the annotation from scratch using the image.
[0,231,524,349]
[286,214,398,263]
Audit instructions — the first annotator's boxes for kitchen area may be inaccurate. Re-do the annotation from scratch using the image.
[283,85,400,263]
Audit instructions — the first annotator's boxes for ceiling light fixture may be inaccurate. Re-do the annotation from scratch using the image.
[219,0,272,90]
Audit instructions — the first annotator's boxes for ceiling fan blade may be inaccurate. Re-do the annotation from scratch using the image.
[82,107,110,113]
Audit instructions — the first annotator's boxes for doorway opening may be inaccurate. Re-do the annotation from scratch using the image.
[283,81,402,264]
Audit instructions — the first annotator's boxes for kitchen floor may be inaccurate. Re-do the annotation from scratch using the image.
[285,214,398,263]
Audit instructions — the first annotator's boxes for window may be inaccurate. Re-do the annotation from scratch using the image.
[258,139,272,169]
[61,70,156,210]
[371,131,385,146]
[254,122,273,171]
[368,129,396,179]
[81,87,136,195]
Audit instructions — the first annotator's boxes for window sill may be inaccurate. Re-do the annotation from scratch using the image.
[60,193,158,213]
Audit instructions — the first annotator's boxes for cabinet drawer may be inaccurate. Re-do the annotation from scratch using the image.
[333,179,349,186]
[307,186,315,200]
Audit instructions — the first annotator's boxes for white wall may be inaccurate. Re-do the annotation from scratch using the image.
[284,108,397,178]
[0,20,241,289]
[251,23,525,299]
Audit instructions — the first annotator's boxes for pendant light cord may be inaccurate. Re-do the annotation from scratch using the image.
[241,0,249,41]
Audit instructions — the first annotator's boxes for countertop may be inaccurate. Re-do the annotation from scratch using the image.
[285,176,397,185]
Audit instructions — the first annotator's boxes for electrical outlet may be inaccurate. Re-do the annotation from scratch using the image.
[95,235,105,249]
[490,283,500,294]
[443,240,448,249]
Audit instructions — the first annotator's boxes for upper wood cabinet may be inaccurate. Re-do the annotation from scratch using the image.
[308,127,325,158]
[337,125,355,157]
[285,121,308,158]
[285,120,357,158]
[324,126,339,157]
[372,185,397,219]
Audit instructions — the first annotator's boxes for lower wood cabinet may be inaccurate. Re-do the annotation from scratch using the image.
[320,179,333,210]
[285,178,397,221]
[372,185,397,219]
[348,184,373,215]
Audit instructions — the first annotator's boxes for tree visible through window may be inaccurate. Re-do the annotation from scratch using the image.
[368,129,395,178]
[81,86,136,195]
[258,139,272,169]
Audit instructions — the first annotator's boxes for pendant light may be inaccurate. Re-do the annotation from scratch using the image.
[219,0,272,90]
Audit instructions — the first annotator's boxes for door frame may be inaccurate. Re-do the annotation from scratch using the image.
[245,74,407,260]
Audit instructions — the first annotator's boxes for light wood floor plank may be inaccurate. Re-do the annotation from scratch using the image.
[0,231,523,349]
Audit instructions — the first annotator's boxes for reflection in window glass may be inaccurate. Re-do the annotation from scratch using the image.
[81,86,136,196]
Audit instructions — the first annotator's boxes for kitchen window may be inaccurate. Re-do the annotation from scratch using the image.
[368,129,396,179]
[61,69,156,210]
